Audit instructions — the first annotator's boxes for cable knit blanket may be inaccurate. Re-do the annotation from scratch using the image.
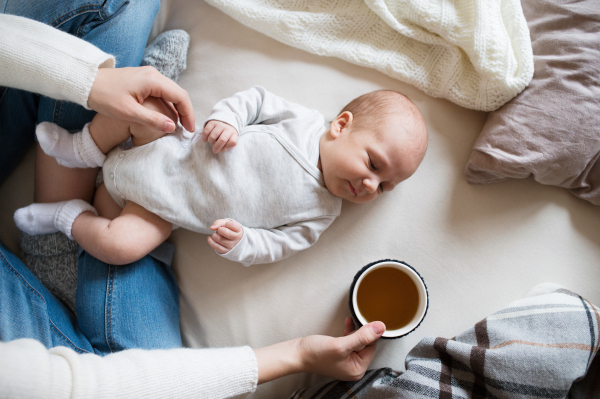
[205,0,533,111]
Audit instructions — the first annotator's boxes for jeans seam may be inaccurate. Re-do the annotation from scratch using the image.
[0,249,91,354]
[52,100,62,124]
[105,265,116,353]
[50,4,104,30]
[0,87,7,105]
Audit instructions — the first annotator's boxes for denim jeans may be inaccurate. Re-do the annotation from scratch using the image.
[0,0,161,184]
[0,240,181,355]
[0,0,181,354]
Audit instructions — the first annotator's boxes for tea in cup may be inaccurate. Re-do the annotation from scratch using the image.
[349,260,428,339]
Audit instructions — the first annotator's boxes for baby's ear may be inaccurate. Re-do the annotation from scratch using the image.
[330,111,353,138]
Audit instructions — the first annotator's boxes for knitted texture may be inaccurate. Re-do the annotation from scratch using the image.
[19,231,78,313]
[205,0,534,111]
[0,14,114,109]
[36,122,106,168]
[75,123,106,167]
[0,342,258,398]
[141,30,190,82]
[55,200,98,240]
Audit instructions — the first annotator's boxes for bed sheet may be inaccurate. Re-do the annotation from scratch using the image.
[0,1,599,397]
[153,1,600,396]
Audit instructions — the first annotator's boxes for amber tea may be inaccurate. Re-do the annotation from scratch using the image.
[356,266,420,330]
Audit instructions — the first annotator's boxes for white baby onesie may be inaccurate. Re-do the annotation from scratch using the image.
[103,86,342,266]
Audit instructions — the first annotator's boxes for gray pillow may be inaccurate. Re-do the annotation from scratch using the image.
[465,0,600,205]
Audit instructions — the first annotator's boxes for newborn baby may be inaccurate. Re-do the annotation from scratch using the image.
[15,86,428,266]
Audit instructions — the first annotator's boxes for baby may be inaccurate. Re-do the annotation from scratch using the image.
[15,86,428,266]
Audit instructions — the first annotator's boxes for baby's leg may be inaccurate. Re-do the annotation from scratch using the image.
[15,187,171,265]
[37,96,179,168]
[71,200,172,265]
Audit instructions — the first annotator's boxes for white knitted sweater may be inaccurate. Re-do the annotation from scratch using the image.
[206,0,534,111]
[0,14,115,109]
[0,14,258,399]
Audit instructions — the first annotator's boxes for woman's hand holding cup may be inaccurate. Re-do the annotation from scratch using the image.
[254,317,385,384]
[297,317,385,380]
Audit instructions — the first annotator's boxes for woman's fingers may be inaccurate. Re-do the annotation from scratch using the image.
[88,67,195,132]
[341,322,385,353]
[138,67,195,131]
[344,317,355,336]
[128,100,176,132]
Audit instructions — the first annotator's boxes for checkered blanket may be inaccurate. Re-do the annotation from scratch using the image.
[291,284,600,399]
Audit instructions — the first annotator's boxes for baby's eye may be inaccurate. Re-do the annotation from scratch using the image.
[370,160,377,171]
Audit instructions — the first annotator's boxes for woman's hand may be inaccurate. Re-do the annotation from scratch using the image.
[254,317,385,384]
[297,317,385,380]
[87,66,195,133]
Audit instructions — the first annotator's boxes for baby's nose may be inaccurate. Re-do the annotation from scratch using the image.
[363,178,378,194]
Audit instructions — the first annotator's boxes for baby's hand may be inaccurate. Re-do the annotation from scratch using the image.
[202,120,238,153]
[208,219,243,254]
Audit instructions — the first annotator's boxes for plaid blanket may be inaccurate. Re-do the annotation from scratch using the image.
[291,284,600,399]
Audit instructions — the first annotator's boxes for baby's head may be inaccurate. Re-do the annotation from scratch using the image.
[318,90,428,203]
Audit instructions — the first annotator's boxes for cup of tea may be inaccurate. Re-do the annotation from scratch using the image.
[349,259,428,339]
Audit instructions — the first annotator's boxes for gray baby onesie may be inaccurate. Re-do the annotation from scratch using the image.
[103,86,342,266]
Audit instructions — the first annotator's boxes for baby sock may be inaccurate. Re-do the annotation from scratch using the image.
[36,122,106,168]
[141,29,190,82]
[14,199,98,240]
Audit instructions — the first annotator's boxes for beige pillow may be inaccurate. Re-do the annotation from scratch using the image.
[465,0,600,205]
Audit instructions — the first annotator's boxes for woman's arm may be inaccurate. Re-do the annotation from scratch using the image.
[0,319,384,399]
[0,14,114,110]
[0,14,195,132]
[255,318,385,383]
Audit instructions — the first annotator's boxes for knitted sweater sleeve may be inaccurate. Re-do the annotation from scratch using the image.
[0,14,115,109]
[0,339,258,399]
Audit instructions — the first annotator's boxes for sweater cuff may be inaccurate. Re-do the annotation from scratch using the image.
[81,54,115,110]
[0,15,115,110]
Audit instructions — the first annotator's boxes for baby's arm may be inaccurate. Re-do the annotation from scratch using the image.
[203,86,318,152]
[72,200,172,265]
[208,216,337,266]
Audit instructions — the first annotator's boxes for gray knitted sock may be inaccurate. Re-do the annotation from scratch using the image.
[19,231,79,314]
[141,30,190,82]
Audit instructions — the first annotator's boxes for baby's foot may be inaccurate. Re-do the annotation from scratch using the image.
[36,122,106,168]
[14,200,97,239]
[141,30,190,82]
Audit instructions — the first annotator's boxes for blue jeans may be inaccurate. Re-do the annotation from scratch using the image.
[0,0,160,184]
[0,0,181,354]
[0,240,181,355]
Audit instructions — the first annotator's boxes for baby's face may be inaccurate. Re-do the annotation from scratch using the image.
[319,113,425,204]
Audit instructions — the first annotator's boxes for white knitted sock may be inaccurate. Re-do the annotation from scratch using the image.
[36,122,106,168]
[14,200,97,240]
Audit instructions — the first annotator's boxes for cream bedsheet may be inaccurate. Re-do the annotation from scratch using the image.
[1,1,599,398]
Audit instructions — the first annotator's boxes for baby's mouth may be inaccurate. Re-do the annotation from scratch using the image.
[348,181,357,196]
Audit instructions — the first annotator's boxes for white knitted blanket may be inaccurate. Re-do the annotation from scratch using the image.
[205,0,534,111]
